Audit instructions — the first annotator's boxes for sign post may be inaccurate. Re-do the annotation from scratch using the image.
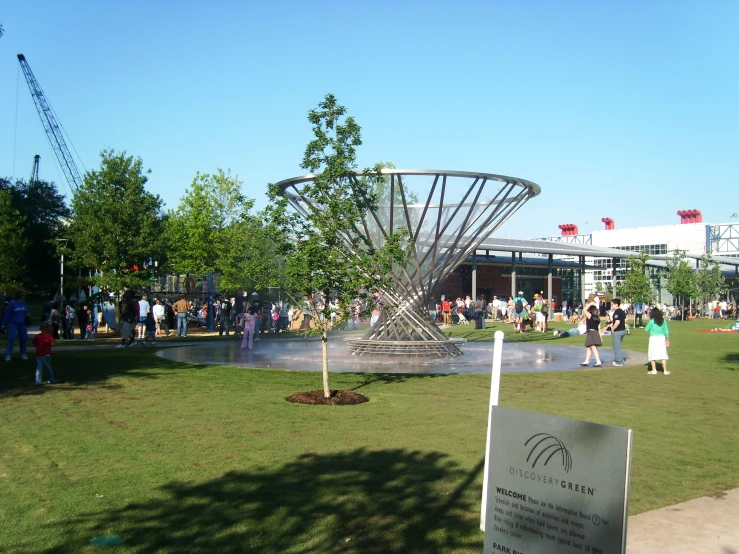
[481,330,505,531]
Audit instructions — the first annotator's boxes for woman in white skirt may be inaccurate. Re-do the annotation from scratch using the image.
[645,307,670,375]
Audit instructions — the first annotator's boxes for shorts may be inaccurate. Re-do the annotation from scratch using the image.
[137,316,147,327]
[515,311,526,319]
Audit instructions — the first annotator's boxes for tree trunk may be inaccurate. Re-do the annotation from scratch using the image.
[322,331,330,398]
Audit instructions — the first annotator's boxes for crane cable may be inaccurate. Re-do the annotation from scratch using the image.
[13,62,20,181]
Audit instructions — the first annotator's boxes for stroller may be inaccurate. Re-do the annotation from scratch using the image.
[451,306,470,325]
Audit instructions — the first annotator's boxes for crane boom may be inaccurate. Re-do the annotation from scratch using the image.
[30,154,40,183]
[17,54,83,191]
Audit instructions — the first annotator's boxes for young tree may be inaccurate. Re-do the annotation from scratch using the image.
[68,150,165,325]
[695,253,725,314]
[267,94,406,399]
[0,189,27,293]
[617,251,654,321]
[664,249,699,319]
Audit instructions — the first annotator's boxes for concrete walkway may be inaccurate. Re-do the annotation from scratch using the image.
[627,488,739,553]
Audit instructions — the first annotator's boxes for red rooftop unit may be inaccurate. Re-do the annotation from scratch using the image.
[601,217,615,230]
[677,209,702,224]
[558,223,579,236]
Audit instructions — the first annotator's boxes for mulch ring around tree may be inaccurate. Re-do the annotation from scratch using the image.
[285,390,369,406]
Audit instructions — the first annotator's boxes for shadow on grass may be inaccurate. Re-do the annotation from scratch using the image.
[349,372,451,391]
[0,349,188,397]
[721,352,739,370]
[445,324,561,344]
[44,449,484,554]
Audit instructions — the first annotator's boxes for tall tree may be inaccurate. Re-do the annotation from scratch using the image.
[69,150,164,322]
[617,251,654,318]
[0,189,27,293]
[267,94,406,398]
[164,169,282,292]
[0,178,71,293]
[664,249,698,319]
[695,253,725,313]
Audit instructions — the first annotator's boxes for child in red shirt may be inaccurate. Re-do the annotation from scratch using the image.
[32,322,56,385]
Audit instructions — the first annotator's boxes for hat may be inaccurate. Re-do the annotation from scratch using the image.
[251,292,258,296]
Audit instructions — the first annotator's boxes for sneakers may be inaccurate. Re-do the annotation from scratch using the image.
[649,369,658,375]
[593,363,602,367]
[580,362,589,367]
[553,330,559,336]
[5,355,10,362]
[128,342,138,348]
[21,355,28,360]
[116,344,125,349]
[152,341,156,346]
[612,362,624,367]
[663,371,671,376]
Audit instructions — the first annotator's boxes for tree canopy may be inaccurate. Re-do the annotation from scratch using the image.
[69,149,165,293]
[0,177,71,293]
[165,169,283,292]
[0,188,27,293]
[664,249,699,316]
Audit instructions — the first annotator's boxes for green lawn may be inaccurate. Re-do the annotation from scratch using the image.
[0,319,737,553]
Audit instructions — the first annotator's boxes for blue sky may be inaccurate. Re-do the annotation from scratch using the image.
[1,0,737,239]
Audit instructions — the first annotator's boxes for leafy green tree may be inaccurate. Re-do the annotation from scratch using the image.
[0,189,27,293]
[695,253,725,314]
[617,251,654,318]
[165,169,283,292]
[267,94,406,398]
[69,150,165,325]
[0,178,71,293]
[664,249,699,319]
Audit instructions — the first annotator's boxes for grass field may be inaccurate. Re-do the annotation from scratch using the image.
[0,319,737,553]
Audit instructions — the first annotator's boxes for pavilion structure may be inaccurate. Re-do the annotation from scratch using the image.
[274,169,540,357]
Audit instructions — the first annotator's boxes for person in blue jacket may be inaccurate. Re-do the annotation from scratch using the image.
[1,288,31,362]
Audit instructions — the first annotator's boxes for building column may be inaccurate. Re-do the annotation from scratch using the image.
[579,256,586,304]
[547,253,553,304]
[611,258,618,298]
[472,261,477,300]
[511,252,517,298]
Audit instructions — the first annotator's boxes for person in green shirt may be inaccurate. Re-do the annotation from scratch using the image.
[645,307,670,375]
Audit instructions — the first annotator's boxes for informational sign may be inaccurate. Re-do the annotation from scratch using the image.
[483,406,632,554]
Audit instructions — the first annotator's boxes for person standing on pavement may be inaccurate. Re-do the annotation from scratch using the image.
[580,302,603,367]
[218,296,232,336]
[606,298,627,366]
[1,288,31,362]
[137,295,151,340]
[173,295,189,337]
[116,291,138,348]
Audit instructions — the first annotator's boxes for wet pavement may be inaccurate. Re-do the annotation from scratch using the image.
[155,336,647,374]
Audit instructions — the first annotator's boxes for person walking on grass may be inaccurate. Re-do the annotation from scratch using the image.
[580,301,603,367]
[32,321,55,385]
[606,298,627,366]
[1,288,31,362]
[645,307,670,375]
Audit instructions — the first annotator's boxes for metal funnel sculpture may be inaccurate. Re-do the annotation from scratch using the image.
[274,169,540,357]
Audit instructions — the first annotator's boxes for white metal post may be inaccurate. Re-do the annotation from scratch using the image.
[481,330,504,531]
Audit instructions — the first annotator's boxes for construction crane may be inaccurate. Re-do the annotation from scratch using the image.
[30,155,40,183]
[17,54,83,191]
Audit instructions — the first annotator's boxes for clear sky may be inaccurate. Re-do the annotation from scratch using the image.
[1,0,737,239]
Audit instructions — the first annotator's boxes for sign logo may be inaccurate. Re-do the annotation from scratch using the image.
[525,433,572,473]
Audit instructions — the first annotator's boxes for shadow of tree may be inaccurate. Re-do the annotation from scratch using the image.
[0,349,189,397]
[349,372,450,391]
[721,352,739,370]
[44,449,484,553]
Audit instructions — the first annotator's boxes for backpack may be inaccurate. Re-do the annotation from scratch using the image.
[515,299,524,313]
[541,303,549,314]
